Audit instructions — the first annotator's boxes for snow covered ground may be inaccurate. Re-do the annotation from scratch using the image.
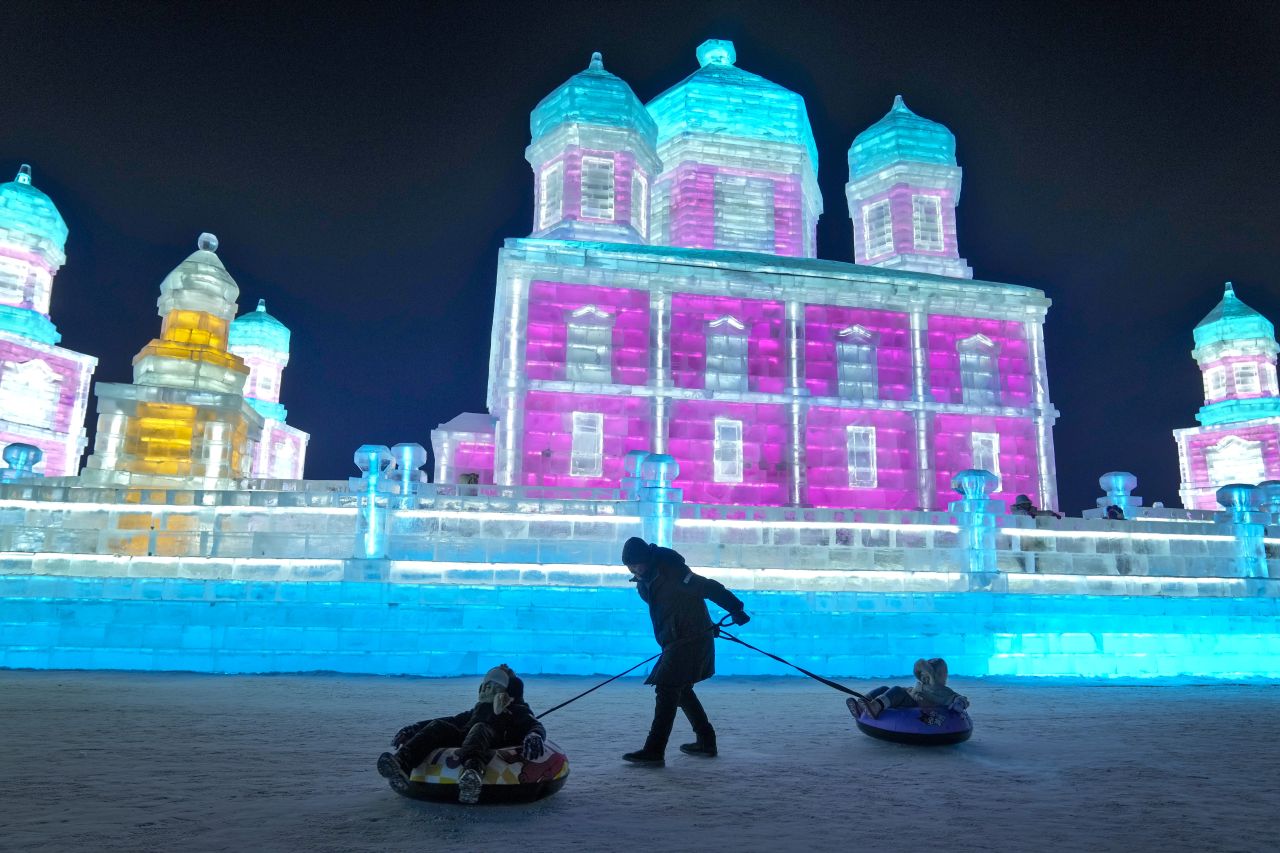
[1,671,1277,853]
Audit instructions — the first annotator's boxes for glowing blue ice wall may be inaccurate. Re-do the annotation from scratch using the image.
[2,575,1279,678]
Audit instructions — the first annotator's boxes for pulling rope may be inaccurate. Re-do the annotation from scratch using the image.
[715,628,869,702]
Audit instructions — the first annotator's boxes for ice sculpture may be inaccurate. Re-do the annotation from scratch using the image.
[1174,282,1280,508]
[0,164,98,475]
[646,39,822,256]
[846,96,972,278]
[228,299,309,479]
[79,233,264,488]
[440,40,1060,511]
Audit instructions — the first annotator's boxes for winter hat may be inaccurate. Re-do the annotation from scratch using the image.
[622,537,651,565]
[914,658,949,686]
[478,664,514,714]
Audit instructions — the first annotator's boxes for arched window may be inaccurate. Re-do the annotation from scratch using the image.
[836,324,878,400]
[565,305,613,383]
[705,315,748,392]
[958,334,1001,406]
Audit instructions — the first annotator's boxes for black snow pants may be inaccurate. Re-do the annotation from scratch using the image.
[644,683,713,752]
[401,719,497,771]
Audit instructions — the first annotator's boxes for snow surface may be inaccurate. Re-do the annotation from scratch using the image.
[2,671,1277,853]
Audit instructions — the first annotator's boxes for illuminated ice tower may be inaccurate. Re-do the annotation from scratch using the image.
[846,96,972,278]
[1174,282,1280,509]
[80,233,262,488]
[528,52,659,243]
[229,299,309,479]
[0,164,98,474]
[646,39,822,256]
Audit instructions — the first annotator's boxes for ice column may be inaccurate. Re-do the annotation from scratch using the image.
[1089,471,1143,518]
[0,442,42,482]
[391,442,427,508]
[1257,480,1280,525]
[638,452,682,547]
[1214,483,1269,579]
[948,468,1003,587]
[351,444,396,559]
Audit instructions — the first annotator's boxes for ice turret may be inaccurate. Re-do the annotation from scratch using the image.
[229,299,309,479]
[846,96,972,278]
[527,52,659,243]
[645,39,822,257]
[0,164,98,476]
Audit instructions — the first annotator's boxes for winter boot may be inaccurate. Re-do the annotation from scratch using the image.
[377,751,410,784]
[622,748,665,766]
[457,760,485,805]
[679,728,717,757]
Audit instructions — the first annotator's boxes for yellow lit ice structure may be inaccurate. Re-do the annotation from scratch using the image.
[80,233,263,488]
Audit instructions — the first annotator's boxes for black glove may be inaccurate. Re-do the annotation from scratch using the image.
[392,722,422,747]
[522,732,545,761]
[730,611,751,626]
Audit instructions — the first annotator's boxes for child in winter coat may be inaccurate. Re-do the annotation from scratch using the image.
[849,658,970,719]
[377,664,547,804]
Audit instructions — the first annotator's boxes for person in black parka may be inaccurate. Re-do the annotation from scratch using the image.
[620,537,750,765]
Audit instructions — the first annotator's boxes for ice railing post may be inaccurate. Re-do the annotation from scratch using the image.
[948,469,1003,588]
[0,443,43,483]
[639,452,681,548]
[390,443,428,509]
[621,449,648,502]
[1214,483,1269,579]
[1257,480,1280,526]
[1089,471,1143,519]
[350,445,396,559]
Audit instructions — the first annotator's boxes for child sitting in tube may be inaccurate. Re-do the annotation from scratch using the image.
[377,664,547,804]
[848,658,970,719]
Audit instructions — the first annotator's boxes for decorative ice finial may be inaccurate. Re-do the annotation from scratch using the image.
[696,39,736,68]
[256,298,267,311]
[589,51,603,71]
[198,232,219,252]
[1225,281,1235,296]
[15,164,32,185]
[893,94,906,109]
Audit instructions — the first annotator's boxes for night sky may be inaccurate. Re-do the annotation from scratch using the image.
[5,1,1278,512]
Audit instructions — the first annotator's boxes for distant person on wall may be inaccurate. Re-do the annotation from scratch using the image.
[848,657,970,719]
[620,536,750,766]
[377,664,546,804]
[1011,494,1064,520]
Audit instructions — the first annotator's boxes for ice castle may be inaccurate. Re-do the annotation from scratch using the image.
[432,44,1058,512]
[0,166,97,476]
[0,41,1277,681]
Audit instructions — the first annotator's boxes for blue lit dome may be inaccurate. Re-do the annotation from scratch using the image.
[530,52,657,144]
[848,96,957,178]
[0,164,69,265]
[645,39,819,170]
[230,299,291,353]
[1194,282,1275,349]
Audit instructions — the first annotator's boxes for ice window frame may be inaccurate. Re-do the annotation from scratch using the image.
[862,199,893,259]
[1205,435,1266,486]
[569,411,604,478]
[564,305,614,384]
[912,194,944,252]
[713,417,744,484]
[579,156,615,221]
[1262,363,1279,395]
[846,425,878,488]
[713,173,775,253]
[836,325,879,401]
[1233,362,1261,396]
[958,334,1002,407]
[0,358,62,429]
[538,161,564,231]
[970,431,1001,489]
[1204,366,1228,402]
[705,315,748,393]
[632,170,649,239]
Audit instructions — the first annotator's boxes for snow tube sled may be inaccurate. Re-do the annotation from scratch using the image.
[393,741,570,804]
[849,699,972,746]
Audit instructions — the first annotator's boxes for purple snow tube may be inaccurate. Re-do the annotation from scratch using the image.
[851,701,973,746]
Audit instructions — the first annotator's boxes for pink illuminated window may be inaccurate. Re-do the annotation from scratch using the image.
[569,411,603,477]
[1204,366,1227,402]
[580,156,615,220]
[632,171,649,239]
[1233,363,1261,396]
[713,417,744,483]
[836,325,878,400]
[862,200,893,259]
[714,174,774,253]
[958,334,1001,406]
[970,432,1001,488]
[846,425,877,488]
[538,162,564,230]
[1206,435,1266,486]
[912,195,943,252]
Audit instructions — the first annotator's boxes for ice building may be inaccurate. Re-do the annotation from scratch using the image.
[0,165,97,475]
[228,299,309,479]
[434,42,1059,511]
[79,233,264,488]
[1174,283,1280,509]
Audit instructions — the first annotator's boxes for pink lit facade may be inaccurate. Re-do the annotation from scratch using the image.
[0,165,97,475]
[434,43,1059,510]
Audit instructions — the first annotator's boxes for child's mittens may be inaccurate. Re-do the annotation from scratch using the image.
[948,695,970,712]
[522,732,545,761]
